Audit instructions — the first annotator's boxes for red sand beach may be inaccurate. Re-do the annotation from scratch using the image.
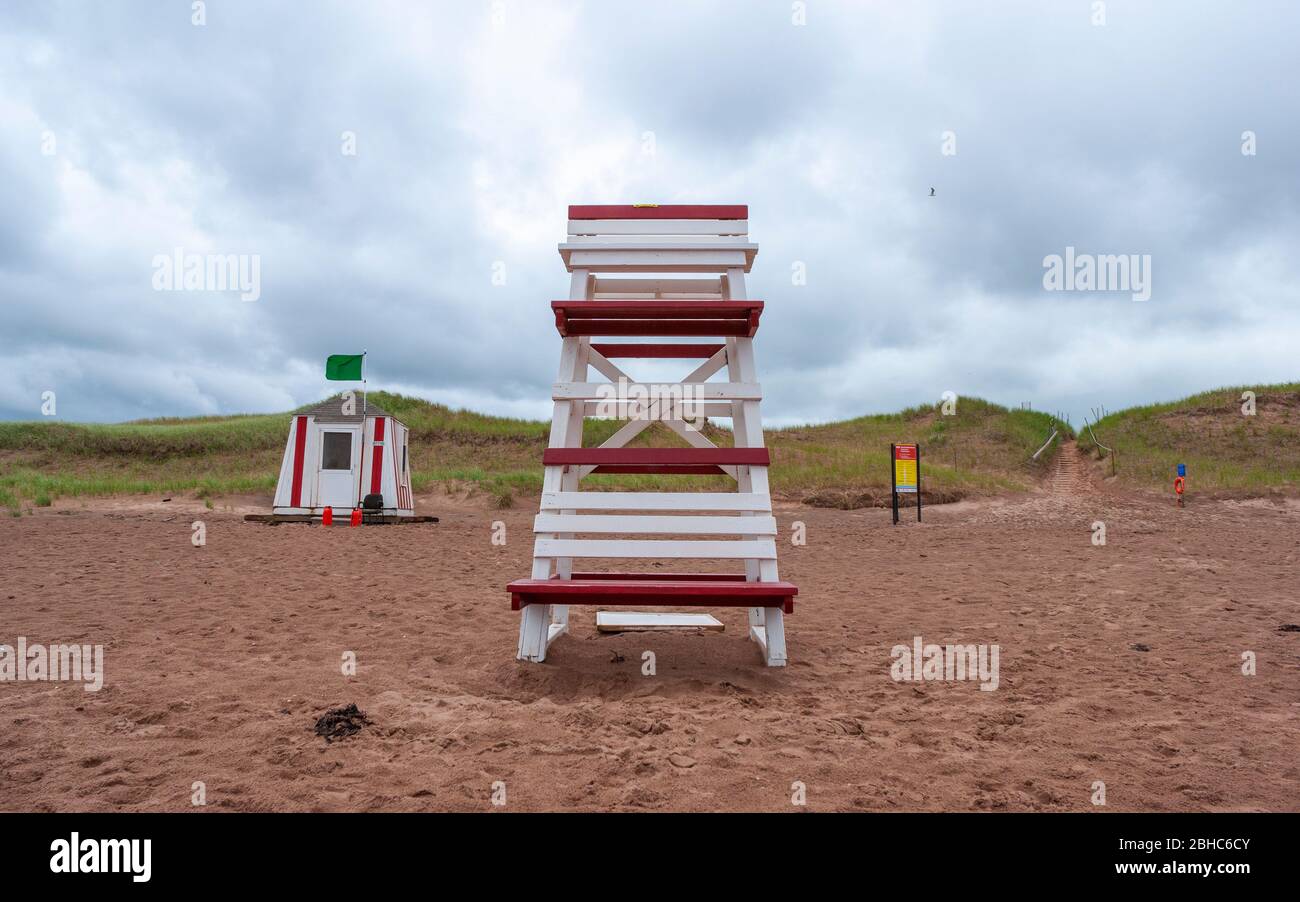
[2,477,1297,812]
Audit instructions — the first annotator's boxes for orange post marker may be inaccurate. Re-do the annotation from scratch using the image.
[322,506,333,525]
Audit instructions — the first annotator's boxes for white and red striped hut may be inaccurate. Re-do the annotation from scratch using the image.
[272,396,414,518]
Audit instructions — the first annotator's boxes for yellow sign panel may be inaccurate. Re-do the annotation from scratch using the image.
[894,459,917,492]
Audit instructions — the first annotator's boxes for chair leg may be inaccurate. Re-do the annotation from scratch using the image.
[517,603,553,663]
[761,607,787,667]
[747,607,766,655]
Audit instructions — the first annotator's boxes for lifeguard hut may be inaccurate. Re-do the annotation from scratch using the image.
[271,396,414,519]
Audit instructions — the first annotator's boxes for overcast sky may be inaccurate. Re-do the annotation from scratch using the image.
[2,1,1296,427]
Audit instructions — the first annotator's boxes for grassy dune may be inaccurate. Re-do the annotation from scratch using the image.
[0,392,1068,513]
[1076,383,1300,494]
[3,382,1292,514]
[767,398,1067,506]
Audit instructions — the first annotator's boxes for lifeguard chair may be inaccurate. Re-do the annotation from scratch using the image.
[506,204,797,666]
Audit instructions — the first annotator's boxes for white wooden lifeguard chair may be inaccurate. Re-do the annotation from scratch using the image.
[506,204,797,666]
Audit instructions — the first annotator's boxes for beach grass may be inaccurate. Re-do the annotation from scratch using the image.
[0,389,1082,511]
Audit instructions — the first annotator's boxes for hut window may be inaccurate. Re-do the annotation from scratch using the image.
[321,432,352,470]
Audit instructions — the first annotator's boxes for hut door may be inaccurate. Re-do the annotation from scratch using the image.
[316,426,361,509]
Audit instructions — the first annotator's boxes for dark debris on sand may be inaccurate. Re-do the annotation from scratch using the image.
[314,703,373,743]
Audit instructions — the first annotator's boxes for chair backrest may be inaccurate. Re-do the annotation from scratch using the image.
[567,204,748,237]
[560,204,757,274]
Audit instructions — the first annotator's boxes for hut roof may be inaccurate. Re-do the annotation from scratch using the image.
[301,396,399,424]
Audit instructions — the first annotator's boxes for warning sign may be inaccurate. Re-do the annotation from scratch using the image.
[889,443,921,524]
[893,443,918,493]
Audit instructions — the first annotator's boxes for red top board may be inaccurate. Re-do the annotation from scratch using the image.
[568,205,747,220]
[542,447,770,466]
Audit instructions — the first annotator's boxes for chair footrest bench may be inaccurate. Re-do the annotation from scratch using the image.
[507,574,797,613]
[551,300,764,339]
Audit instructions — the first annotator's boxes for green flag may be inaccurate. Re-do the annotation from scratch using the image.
[325,354,364,381]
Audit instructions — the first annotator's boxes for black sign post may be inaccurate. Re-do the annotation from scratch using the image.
[917,449,922,523]
[891,443,899,525]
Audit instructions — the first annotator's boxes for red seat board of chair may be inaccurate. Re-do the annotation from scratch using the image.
[552,301,763,339]
[552,300,762,316]
[588,465,727,475]
[507,577,797,613]
[542,448,770,466]
[590,343,725,359]
[562,320,756,338]
[569,205,747,220]
[570,572,753,581]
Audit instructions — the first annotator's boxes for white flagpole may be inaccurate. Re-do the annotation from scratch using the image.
[362,349,368,416]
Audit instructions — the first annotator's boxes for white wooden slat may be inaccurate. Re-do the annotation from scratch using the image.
[565,250,752,272]
[569,219,748,236]
[596,612,725,632]
[592,278,722,296]
[585,348,639,387]
[593,415,654,452]
[534,538,777,560]
[540,491,772,512]
[587,400,714,433]
[683,348,729,383]
[584,401,735,417]
[663,416,717,448]
[534,514,777,535]
[561,237,757,248]
[554,382,761,400]
[584,347,632,384]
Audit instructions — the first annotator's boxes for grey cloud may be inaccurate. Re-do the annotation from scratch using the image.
[0,0,1296,428]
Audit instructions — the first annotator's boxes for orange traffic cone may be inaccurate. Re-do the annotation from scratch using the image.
[322,506,333,526]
